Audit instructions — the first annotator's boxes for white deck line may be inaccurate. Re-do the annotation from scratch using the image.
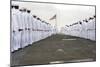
[62,39,77,40]
[49,58,94,64]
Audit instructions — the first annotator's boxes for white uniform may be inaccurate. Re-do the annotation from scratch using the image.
[71,25,75,36]
[48,24,51,36]
[46,24,49,37]
[20,11,26,48]
[76,23,82,37]
[11,8,20,51]
[23,11,29,46]
[17,10,24,49]
[72,24,77,36]
[43,23,47,38]
[34,19,39,42]
[66,26,69,35]
[49,25,52,36]
[42,22,46,39]
[11,8,15,52]
[27,13,33,44]
[81,21,88,39]
[39,21,42,40]
[87,18,96,41]
[92,18,96,41]
[32,17,37,43]
[35,20,40,41]
[68,26,73,36]
[40,22,44,39]
[45,24,48,38]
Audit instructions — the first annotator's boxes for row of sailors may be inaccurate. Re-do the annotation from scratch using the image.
[11,5,55,52]
[61,15,96,41]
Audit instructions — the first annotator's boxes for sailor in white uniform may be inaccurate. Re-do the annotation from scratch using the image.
[71,24,75,36]
[46,23,49,37]
[49,24,52,36]
[80,20,86,38]
[11,5,20,51]
[81,19,88,39]
[24,9,29,46]
[44,22,48,38]
[45,22,48,38]
[87,16,95,41]
[70,23,75,36]
[17,8,25,49]
[76,21,82,37]
[65,25,69,35]
[36,17,41,41]
[42,21,47,39]
[11,5,14,52]
[40,21,44,39]
[41,21,46,39]
[68,25,72,36]
[41,20,46,39]
[17,8,24,49]
[48,24,52,36]
[27,10,34,44]
[32,15,38,42]
[38,18,42,40]
[20,8,27,48]
[72,23,78,37]
[47,23,50,37]
[91,16,96,40]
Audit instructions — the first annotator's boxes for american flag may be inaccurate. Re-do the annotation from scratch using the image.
[49,14,56,20]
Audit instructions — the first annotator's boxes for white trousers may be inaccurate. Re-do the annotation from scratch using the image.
[13,31,21,51]
[87,30,95,41]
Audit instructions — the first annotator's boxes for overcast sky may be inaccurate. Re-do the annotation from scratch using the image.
[12,1,95,31]
[55,5,95,30]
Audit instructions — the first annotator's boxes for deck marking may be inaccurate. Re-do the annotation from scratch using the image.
[62,39,77,40]
[49,58,94,64]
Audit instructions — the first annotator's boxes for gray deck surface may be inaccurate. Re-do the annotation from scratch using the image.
[11,34,96,66]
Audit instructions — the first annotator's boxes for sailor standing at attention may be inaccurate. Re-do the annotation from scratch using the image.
[36,18,41,41]
[11,5,14,52]
[32,15,38,42]
[11,5,20,51]
[82,19,88,39]
[87,16,95,40]
[27,10,33,44]
[20,8,27,48]
[24,9,30,46]
[17,8,24,49]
